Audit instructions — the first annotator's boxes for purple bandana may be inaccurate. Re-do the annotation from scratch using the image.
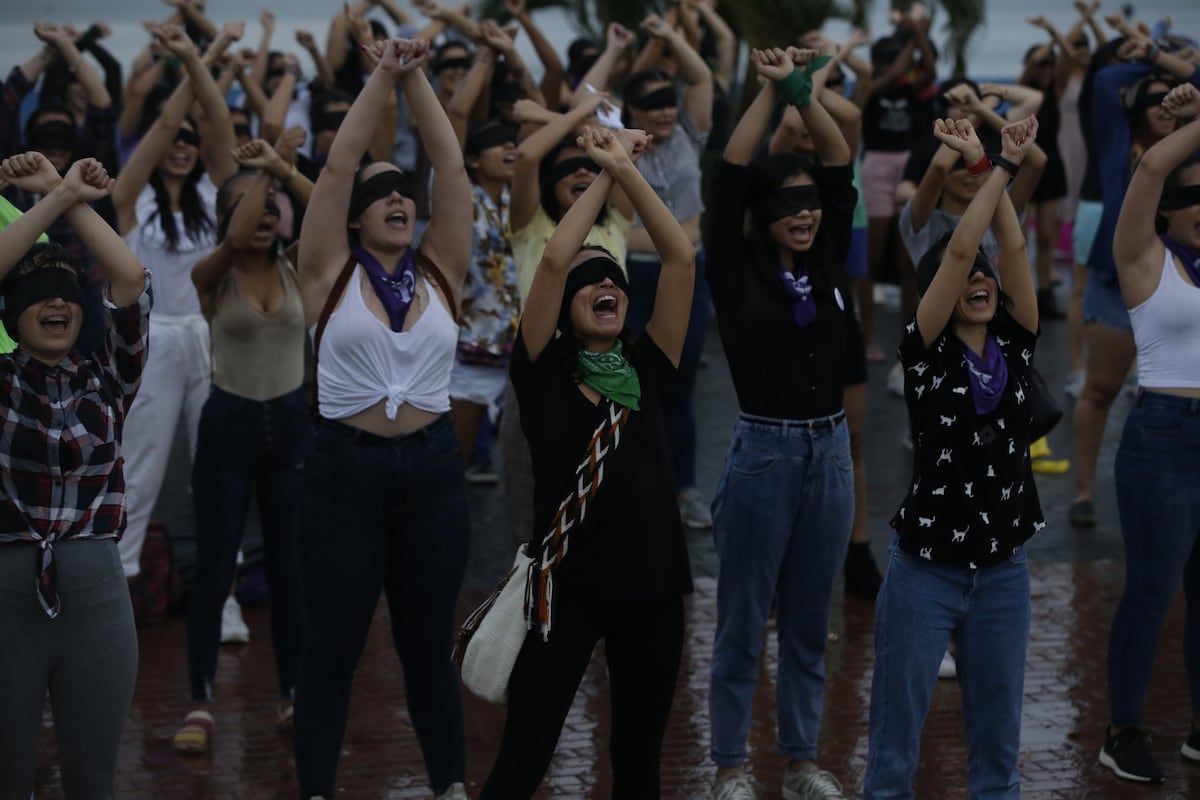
[353,246,417,332]
[1161,233,1200,287]
[961,335,1009,416]
[778,262,816,327]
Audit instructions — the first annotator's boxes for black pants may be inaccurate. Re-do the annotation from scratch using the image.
[481,586,685,799]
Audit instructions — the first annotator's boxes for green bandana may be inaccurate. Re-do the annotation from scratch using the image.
[776,55,833,108]
[575,340,641,411]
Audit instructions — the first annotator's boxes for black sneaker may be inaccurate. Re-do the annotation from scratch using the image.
[1182,726,1200,763]
[1099,727,1164,783]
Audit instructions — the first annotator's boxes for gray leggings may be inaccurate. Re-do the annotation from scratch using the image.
[0,539,138,800]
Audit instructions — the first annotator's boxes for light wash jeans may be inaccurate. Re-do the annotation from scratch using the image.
[863,535,1031,800]
[1109,390,1200,726]
[708,413,854,766]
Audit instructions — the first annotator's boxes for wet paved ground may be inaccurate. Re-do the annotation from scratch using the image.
[32,284,1200,798]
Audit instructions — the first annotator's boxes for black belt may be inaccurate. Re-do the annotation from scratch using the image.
[738,411,847,431]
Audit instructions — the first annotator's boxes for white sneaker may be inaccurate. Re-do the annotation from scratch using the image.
[938,650,956,679]
[886,362,904,398]
[782,763,847,800]
[434,783,468,800]
[220,596,250,644]
[712,770,758,800]
[679,487,713,530]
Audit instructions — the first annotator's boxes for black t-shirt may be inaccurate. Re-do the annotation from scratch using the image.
[704,160,857,420]
[510,330,692,599]
[891,314,1045,568]
[863,84,919,152]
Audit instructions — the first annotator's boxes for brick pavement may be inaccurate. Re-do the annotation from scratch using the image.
[31,290,1200,798]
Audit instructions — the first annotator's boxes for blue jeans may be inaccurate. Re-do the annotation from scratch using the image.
[1109,390,1200,726]
[864,536,1031,800]
[187,386,309,702]
[708,413,854,766]
[624,248,711,491]
[293,414,470,798]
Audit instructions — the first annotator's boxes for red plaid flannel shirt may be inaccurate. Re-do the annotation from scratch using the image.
[0,274,152,617]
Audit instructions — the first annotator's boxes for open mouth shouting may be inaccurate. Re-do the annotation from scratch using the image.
[40,311,72,336]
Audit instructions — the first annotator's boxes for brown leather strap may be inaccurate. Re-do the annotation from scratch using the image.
[309,254,358,414]
[414,249,458,322]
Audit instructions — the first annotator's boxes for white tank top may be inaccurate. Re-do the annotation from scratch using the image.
[1128,247,1200,389]
[313,267,458,419]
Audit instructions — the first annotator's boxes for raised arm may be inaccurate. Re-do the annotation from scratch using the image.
[38,24,111,110]
[296,29,336,91]
[445,46,496,149]
[990,117,1040,334]
[172,0,218,43]
[571,23,634,105]
[169,26,238,187]
[258,58,298,145]
[1077,1,1106,45]
[594,127,694,365]
[1116,84,1200,304]
[401,42,472,289]
[915,119,1013,346]
[505,0,565,107]
[788,47,850,166]
[521,160,615,362]
[77,25,125,108]
[688,0,736,91]
[479,19,544,107]
[908,142,959,232]
[723,52,779,166]
[640,13,713,133]
[191,161,273,314]
[0,154,144,302]
[510,92,605,230]
[250,9,275,91]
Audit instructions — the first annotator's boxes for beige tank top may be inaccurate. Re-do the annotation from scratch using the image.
[209,257,307,401]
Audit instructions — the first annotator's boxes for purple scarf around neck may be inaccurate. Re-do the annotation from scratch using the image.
[353,245,417,332]
[778,259,817,327]
[961,335,1009,416]
[1161,233,1200,287]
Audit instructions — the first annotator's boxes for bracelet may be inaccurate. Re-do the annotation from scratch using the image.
[990,153,1020,177]
[967,153,992,175]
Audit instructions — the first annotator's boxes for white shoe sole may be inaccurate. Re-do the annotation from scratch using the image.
[1182,741,1200,762]
[1098,746,1158,782]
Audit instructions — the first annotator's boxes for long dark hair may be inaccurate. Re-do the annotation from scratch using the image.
[744,152,837,296]
[143,115,214,252]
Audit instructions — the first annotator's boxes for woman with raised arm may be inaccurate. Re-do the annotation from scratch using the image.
[170,134,315,755]
[1100,82,1200,785]
[862,116,1044,800]
[293,37,473,800]
[0,153,149,800]
[704,46,857,800]
[108,23,237,582]
[499,89,636,542]
[481,123,694,800]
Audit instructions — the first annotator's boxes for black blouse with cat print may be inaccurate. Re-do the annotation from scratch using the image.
[890,313,1045,568]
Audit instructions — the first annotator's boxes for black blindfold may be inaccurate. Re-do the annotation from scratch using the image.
[2,266,84,338]
[437,56,473,73]
[628,86,678,111]
[548,156,600,186]
[1160,183,1200,210]
[756,185,822,224]
[175,127,201,147]
[348,170,412,221]
[28,120,76,153]
[916,246,995,297]
[465,123,515,156]
[233,123,253,139]
[559,256,629,329]
[1131,91,1169,114]
[313,110,347,134]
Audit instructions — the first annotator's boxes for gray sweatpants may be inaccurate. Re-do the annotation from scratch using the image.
[0,539,138,800]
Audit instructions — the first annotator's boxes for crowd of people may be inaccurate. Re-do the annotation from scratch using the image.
[0,0,1199,798]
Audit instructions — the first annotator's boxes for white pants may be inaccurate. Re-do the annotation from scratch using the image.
[117,314,211,577]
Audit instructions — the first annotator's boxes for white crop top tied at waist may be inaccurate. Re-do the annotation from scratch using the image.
[313,266,459,419]
[1128,247,1200,390]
